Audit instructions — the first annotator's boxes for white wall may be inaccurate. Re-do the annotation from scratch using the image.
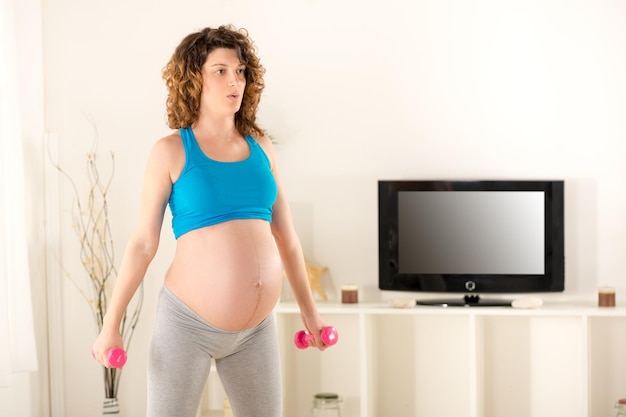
[35,0,626,415]
[0,0,48,416]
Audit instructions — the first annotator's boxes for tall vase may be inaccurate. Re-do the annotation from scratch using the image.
[102,397,120,416]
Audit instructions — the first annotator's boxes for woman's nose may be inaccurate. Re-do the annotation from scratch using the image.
[228,71,240,86]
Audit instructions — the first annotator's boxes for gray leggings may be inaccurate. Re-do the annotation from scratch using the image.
[147,286,282,417]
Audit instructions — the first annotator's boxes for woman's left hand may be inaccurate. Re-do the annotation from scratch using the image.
[300,312,328,351]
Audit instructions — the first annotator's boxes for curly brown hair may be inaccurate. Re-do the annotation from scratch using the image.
[162,25,266,137]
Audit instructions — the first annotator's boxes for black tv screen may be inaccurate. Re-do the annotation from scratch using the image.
[378,180,564,304]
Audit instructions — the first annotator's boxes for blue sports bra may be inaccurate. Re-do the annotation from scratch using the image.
[168,126,277,238]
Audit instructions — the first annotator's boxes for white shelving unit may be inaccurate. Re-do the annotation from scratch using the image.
[275,301,626,417]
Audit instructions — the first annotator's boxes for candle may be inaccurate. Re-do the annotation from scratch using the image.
[341,285,359,304]
[598,286,616,307]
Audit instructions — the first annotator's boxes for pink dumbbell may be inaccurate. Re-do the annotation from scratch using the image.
[92,348,127,368]
[294,326,339,349]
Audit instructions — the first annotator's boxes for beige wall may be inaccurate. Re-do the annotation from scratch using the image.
[0,0,47,416]
[8,0,626,415]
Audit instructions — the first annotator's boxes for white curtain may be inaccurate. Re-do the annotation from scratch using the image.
[0,0,39,387]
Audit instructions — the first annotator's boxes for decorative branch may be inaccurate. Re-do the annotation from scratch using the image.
[47,120,144,399]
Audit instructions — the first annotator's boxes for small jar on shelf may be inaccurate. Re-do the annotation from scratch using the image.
[311,392,342,417]
[616,398,626,417]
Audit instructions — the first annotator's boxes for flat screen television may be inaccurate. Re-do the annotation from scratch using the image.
[378,180,565,306]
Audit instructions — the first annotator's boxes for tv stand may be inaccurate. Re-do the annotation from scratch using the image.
[415,294,513,307]
[271,301,626,417]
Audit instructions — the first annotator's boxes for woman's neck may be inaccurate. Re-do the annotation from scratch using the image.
[192,115,240,142]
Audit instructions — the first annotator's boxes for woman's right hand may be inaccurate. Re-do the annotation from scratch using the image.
[92,326,124,368]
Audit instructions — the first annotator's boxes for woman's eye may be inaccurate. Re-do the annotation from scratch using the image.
[216,69,224,75]
[237,68,246,75]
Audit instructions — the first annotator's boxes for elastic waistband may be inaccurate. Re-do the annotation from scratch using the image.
[159,285,273,335]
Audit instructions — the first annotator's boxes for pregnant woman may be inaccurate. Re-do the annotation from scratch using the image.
[92,25,327,417]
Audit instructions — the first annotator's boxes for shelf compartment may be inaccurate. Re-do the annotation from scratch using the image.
[588,316,626,416]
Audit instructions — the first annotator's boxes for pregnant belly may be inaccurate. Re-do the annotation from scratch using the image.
[165,220,284,331]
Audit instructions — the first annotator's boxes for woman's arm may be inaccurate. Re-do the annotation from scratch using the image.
[92,135,179,364]
[258,136,328,350]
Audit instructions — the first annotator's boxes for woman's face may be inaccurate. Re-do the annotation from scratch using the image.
[199,47,247,116]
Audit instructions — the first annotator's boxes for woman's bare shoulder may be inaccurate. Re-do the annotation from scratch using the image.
[155,130,182,148]
[251,133,277,167]
[149,131,183,158]
[251,132,272,147]
[251,133,276,155]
